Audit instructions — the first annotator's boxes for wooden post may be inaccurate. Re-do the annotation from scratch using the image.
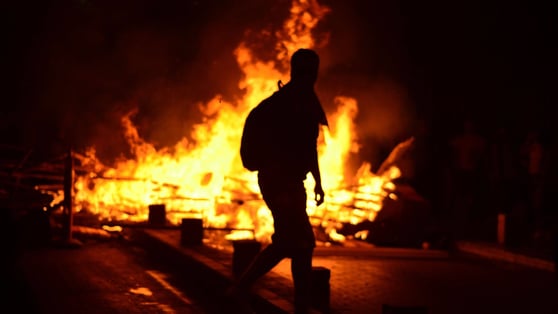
[180,218,203,246]
[231,239,261,278]
[311,266,331,313]
[63,148,74,242]
[148,204,166,226]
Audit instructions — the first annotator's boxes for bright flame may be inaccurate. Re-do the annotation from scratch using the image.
[51,0,401,244]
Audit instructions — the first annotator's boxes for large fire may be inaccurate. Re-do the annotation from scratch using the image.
[49,0,401,244]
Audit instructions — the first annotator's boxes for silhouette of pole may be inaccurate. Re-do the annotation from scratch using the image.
[63,148,74,241]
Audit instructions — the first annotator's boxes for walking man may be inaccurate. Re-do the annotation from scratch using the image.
[231,48,328,313]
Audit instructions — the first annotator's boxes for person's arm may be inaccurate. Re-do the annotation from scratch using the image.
[310,145,325,206]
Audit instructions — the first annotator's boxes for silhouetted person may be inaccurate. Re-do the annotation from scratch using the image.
[520,129,545,236]
[231,48,328,314]
[546,135,558,277]
[408,120,437,211]
[487,126,518,216]
[448,118,487,239]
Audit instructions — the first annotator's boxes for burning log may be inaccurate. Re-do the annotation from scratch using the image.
[9,172,65,181]
[34,184,64,191]
[205,226,255,232]
[71,225,112,240]
[376,137,415,175]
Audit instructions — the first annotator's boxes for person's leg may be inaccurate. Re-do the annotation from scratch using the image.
[234,243,285,291]
[290,248,313,314]
[226,243,286,313]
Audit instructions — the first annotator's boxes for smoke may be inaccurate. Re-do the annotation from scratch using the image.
[316,0,413,166]
[17,0,271,161]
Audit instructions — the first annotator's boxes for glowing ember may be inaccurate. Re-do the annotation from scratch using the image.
[47,0,400,244]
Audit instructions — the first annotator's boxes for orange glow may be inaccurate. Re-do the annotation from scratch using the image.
[48,0,401,244]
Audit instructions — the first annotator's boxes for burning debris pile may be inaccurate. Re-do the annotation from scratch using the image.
[40,0,402,244]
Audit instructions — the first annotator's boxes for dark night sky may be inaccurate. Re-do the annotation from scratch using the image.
[2,0,556,164]
[402,1,556,133]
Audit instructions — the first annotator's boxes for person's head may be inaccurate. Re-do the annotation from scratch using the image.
[290,48,319,85]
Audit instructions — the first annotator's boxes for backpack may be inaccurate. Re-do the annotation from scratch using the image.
[240,82,327,173]
[240,90,280,172]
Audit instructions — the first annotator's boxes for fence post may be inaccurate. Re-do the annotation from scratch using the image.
[181,218,203,246]
[231,239,261,278]
[311,266,331,313]
[148,204,166,226]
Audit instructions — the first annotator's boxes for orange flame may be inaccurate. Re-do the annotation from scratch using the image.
[54,0,400,244]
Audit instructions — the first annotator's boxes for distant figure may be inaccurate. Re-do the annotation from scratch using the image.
[519,129,545,232]
[408,120,436,206]
[550,138,558,283]
[487,126,518,215]
[448,118,487,239]
[450,119,487,177]
[232,48,328,314]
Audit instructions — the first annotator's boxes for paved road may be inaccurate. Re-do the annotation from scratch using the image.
[143,229,558,314]
[6,235,232,314]
[272,255,557,314]
[6,228,557,314]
